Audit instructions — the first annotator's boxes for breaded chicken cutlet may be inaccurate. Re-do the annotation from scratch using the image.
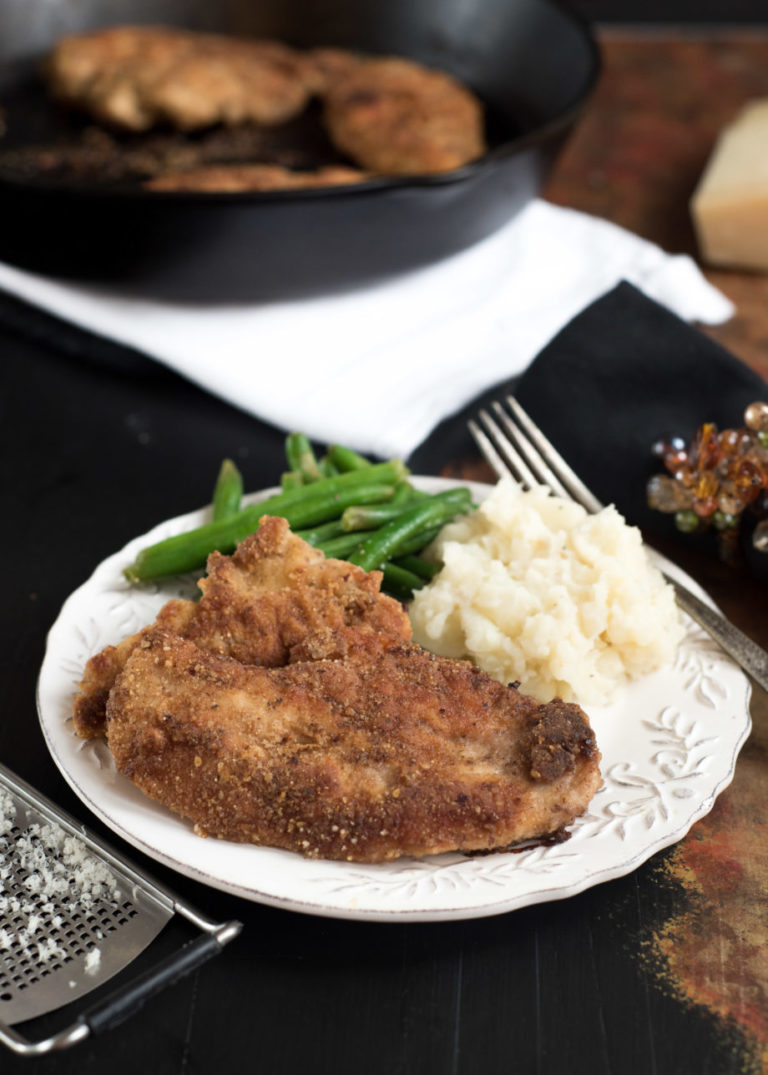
[73,516,411,739]
[76,517,601,862]
[45,26,314,131]
[44,27,487,182]
[320,55,486,175]
[107,629,601,862]
[144,162,367,192]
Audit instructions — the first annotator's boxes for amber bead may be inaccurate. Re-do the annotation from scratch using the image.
[733,460,762,495]
[692,497,717,518]
[694,471,718,499]
[663,448,689,472]
[719,429,741,455]
[691,423,721,469]
[673,465,696,488]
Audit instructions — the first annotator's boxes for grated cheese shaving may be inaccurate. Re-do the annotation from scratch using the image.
[0,783,123,983]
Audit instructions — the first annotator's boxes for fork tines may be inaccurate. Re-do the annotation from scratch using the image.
[470,396,604,514]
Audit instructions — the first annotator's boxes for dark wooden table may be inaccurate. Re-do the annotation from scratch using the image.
[2,27,767,1075]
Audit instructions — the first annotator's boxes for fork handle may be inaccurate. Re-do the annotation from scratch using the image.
[669,577,768,695]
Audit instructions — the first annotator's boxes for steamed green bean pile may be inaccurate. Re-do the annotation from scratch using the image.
[123,433,474,601]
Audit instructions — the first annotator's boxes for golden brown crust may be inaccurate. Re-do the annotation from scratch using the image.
[144,162,367,192]
[321,55,486,175]
[45,26,314,131]
[302,47,367,95]
[187,515,411,663]
[72,598,196,737]
[106,630,601,862]
[73,516,411,738]
[44,29,487,177]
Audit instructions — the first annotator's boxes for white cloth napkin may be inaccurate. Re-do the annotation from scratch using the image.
[0,198,733,459]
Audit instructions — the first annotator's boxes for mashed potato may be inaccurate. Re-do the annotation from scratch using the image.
[409,479,684,706]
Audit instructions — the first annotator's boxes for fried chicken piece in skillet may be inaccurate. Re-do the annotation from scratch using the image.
[45,26,314,131]
[72,516,411,739]
[302,47,368,95]
[320,55,486,175]
[106,629,602,862]
[144,162,367,192]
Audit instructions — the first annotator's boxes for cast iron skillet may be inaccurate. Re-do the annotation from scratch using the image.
[0,0,600,303]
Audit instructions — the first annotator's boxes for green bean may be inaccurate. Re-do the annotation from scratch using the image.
[349,497,465,573]
[316,532,367,561]
[278,484,398,529]
[211,459,244,522]
[390,481,417,506]
[319,524,442,566]
[327,444,371,472]
[392,554,440,581]
[295,519,346,545]
[285,432,322,483]
[316,541,440,583]
[124,461,406,582]
[126,484,394,583]
[317,454,341,478]
[381,562,426,602]
[318,522,445,567]
[387,525,442,558]
[341,487,472,532]
[340,504,393,532]
[281,470,303,491]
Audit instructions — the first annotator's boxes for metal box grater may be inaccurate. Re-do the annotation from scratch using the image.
[0,763,241,1056]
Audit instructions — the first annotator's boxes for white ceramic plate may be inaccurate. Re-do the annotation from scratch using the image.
[37,478,752,922]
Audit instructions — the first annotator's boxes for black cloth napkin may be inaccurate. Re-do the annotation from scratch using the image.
[412,280,768,551]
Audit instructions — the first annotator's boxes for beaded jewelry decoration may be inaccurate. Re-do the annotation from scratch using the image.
[647,401,768,561]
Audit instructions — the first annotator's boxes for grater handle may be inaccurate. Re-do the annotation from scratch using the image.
[79,921,242,1037]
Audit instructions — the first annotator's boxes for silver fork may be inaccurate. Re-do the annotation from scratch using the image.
[469,395,768,695]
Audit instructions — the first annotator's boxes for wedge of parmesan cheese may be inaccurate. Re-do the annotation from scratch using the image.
[691,99,768,272]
